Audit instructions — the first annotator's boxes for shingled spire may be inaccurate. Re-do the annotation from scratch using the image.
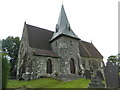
[50,5,79,41]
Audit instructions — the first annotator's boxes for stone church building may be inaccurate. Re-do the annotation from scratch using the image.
[17,5,104,80]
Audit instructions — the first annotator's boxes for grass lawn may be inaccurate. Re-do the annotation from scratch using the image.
[7,78,90,88]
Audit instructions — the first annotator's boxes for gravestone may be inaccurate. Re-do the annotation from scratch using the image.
[88,76,105,88]
[96,70,104,80]
[84,70,91,79]
[104,61,119,88]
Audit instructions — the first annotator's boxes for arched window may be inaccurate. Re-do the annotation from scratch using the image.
[70,59,75,74]
[46,59,52,74]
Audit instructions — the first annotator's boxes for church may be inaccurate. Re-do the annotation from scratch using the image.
[17,5,104,80]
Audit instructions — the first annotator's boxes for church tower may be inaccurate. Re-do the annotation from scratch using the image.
[50,5,83,76]
[50,5,79,41]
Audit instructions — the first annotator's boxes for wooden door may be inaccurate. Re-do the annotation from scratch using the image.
[70,59,75,74]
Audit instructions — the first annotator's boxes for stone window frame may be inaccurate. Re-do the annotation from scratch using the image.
[70,40,73,46]
[55,41,57,46]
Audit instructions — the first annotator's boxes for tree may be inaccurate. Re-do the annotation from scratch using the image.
[2,53,9,88]
[2,36,20,78]
[107,55,118,65]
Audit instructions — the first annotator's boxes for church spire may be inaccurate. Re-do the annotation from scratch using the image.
[50,4,79,41]
[57,4,69,31]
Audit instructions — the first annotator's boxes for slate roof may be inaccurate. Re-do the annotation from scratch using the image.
[26,24,103,59]
[33,48,59,57]
[79,40,103,59]
[50,5,79,41]
[26,24,59,57]
[27,24,53,50]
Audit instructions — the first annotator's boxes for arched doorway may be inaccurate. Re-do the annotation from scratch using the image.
[46,59,52,74]
[70,59,75,74]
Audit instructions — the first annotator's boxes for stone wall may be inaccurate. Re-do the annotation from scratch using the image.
[20,54,60,80]
[51,35,83,76]
[81,57,104,74]
[31,56,60,78]
[17,23,30,79]
[17,24,104,80]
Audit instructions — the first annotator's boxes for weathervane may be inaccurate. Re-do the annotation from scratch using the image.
[62,1,63,4]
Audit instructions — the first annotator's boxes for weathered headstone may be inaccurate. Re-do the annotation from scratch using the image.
[84,70,91,79]
[96,70,104,80]
[104,61,119,88]
[88,76,105,88]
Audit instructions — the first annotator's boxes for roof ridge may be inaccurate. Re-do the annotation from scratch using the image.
[26,24,54,33]
[90,42,103,58]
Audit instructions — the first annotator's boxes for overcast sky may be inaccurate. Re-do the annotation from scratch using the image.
[0,0,119,63]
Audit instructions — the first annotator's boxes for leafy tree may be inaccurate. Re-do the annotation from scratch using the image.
[107,55,118,65]
[2,53,10,88]
[2,36,20,77]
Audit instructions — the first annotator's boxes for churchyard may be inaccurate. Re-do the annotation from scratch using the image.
[6,78,90,88]
[6,61,120,89]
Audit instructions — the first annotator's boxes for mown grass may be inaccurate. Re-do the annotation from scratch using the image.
[50,79,90,88]
[7,78,90,88]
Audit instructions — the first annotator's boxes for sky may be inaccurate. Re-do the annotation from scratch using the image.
[0,0,119,63]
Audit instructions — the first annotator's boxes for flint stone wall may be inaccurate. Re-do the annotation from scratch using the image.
[25,55,60,79]
[51,35,83,76]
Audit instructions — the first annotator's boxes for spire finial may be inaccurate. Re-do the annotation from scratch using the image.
[24,20,26,24]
